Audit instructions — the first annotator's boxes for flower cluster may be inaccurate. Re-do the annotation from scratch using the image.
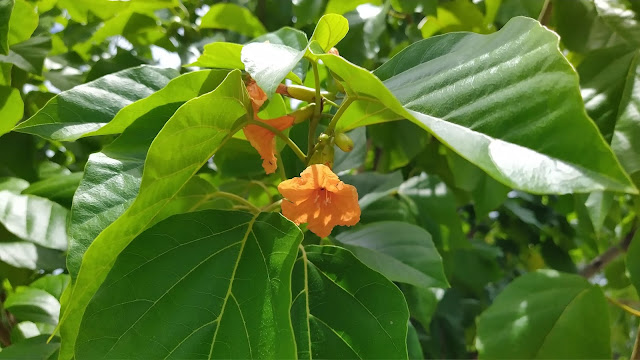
[243,81,361,238]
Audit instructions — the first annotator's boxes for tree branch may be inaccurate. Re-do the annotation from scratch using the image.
[579,227,637,278]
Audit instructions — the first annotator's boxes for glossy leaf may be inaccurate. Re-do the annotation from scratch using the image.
[21,172,83,207]
[291,245,409,359]
[345,16,636,194]
[612,51,640,185]
[200,3,266,37]
[476,270,611,359]
[0,335,60,360]
[0,0,13,55]
[5,287,60,325]
[0,177,29,193]
[76,210,302,359]
[66,70,231,278]
[335,221,449,289]
[0,36,51,74]
[14,65,178,141]
[0,85,24,137]
[89,69,231,137]
[627,231,640,297]
[0,191,69,250]
[7,0,38,46]
[594,0,640,47]
[58,71,249,359]
[242,42,305,96]
[310,13,349,51]
[187,42,243,69]
[30,274,71,300]
[0,241,65,271]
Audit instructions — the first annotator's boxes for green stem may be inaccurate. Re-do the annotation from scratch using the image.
[326,97,354,135]
[276,150,287,181]
[323,97,339,108]
[307,62,323,158]
[261,199,282,213]
[210,192,261,213]
[632,324,640,359]
[247,119,307,162]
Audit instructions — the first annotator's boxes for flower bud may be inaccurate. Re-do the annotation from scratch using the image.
[328,47,339,56]
[334,132,354,152]
[309,144,335,169]
[290,104,316,124]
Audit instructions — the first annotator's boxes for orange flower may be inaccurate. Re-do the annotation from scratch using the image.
[278,164,360,238]
[244,81,294,174]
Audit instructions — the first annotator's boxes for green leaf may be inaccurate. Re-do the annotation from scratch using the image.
[0,0,13,55]
[612,51,640,185]
[66,70,231,278]
[58,71,249,360]
[30,274,71,300]
[0,335,60,360]
[626,231,640,297]
[0,191,68,250]
[476,270,611,359]
[0,36,51,75]
[325,0,381,15]
[21,172,83,207]
[407,322,424,360]
[89,69,231,137]
[553,0,624,54]
[5,287,60,325]
[200,3,266,38]
[335,221,449,289]
[188,42,244,69]
[7,0,38,46]
[420,0,491,38]
[373,17,635,194]
[594,0,640,47]
[400,284,438,332]
[398,174,466,250]
[0,85,24,137]
[75,210,302,358]
[0,177,29,193]
[291,245,409,359]
[341,171,403,209]
[369,120,429,171]
[578,46,636,142]
[242,42,305,96]
[14,65,179,141]
[0,241,65,271]
[310,13,349,51]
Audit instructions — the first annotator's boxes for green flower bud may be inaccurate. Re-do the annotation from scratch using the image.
[334,132,354,152]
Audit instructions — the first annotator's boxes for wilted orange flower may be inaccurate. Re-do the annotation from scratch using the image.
[278,164,360,238]
[244,81,294,174]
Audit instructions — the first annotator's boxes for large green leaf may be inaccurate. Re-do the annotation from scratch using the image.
[627,231,640,297]
[75,210,301,359]
[87,69,231,137]
[5,287,60,325]
[0,191,68,250]
[30,274,71,300]
[58,70,249,360]
[0,85,24,137]
[335,221,449,289]
[310,13,349,51]
[14,65,178,141]
[0,241,65,271]
[0,0,13,55]
[578,46,637,142]
[612,51,640,185]
[318,17,636,194]
[66,70,231,278]
[0,335,60,360]
[22,172,82,207]
[594,0,640,47]
[0,36,51,75]
[200,3,266,37]
[7,0,37,46]
[476,270,611,359]
[291,245,409,359]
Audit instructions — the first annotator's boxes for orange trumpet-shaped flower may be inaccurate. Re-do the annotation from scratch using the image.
[278,164,361,238]
[244,81,294,174]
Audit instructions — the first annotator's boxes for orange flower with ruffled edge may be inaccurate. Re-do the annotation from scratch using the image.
[278,164,360,238]
[244,81,294,174]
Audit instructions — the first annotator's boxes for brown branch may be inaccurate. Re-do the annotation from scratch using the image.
[632,324,640,359]
[579,227,637,278]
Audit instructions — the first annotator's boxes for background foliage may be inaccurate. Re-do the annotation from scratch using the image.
[1,0,640,359]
